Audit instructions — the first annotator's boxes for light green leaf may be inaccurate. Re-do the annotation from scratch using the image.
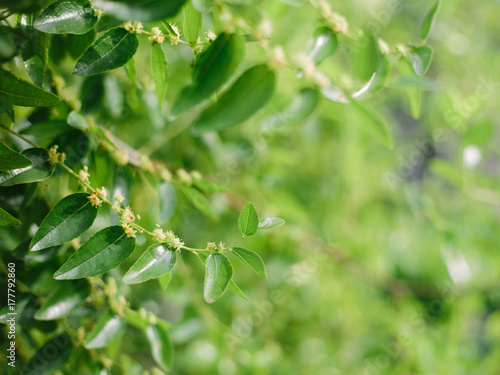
[191,64,276,134]
[34,281,90,320]
[73,28,139,76]
[24,334,72,375]
[258,218,285,231]
[204,253,233,303]
[228,279,251,301]
[349,97,394,150]
[54,226,136,279]
[85,310,126,349]
[34,0,99,35]
[67,111,89,129]
[20,14,50,87]
[145,323,174,372]
[30,193,98,251]
[124,243,177,284]
[158,272,172,290]
[183,1,202,46]
[0,148,54,186]
[238,202,259,236]
[171,33,245,116]
[232,247,266,278]
[151,42,168,109]
[410,46,433,76]
[398,57,422,119]
[0,69,60,107]
[94,0,187,22]
[421,0,441,40]
[0,206,21,226]
[306,26,338,64]
[158,182,177,224]
[0,141,32,171]
[182,185,216,219]
[352,27,380,81]
[352,55,389,99]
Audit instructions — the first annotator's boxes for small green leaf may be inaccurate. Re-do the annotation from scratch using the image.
[0,148,54,186]
[54,226,136,279]
[264,88,320,129]
[352,55,389,99]
[151,42,168,108]
[421,0,441,40]
[73,28,139,76]
[20,14,50,87]
[204,253,233,303]
[258,218,285,231]
[349,98,394,150]
[85,310,126,349]
[191,64,275,134]
[94,0,187,22]
[35,281,90,320]
[232,247,266,278]
[228,279,251,301]
[0,141,32,171]
[0,206,21,226]
[145,323,174,372]
[30,193,98,251]
[34,0,99,35]
[171,33,245,116]
[352,27,380,81]
[0,69,60,107]
[306,26,338,64]
[238,202,259,236]
[398,57,422,119]
[158,272,172,290]
[410,46,433,76]
[24,334,72,375]
[183,1,202,46]
[124,243,177,284]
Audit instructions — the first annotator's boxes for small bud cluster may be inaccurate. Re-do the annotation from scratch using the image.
[48,145,66,165]
[206,30,216,42]
[176,168,193,185]
[319,1,348,34]
[269,46,286,71]
[149,26,165,44]
[120,206,137,238]
[295,54,330,87]
[152,225,184,250]
[88,186,107,207]
[113,150,129,166]
[168,23,181,45]
[78,165,91,186]
[206,241,226,253]
[124,21,143,34]
[252,19,272,45]
[112,192,125,212]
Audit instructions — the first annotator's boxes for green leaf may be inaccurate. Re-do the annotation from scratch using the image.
[398,57,422,119]
[85,310,126,349]
[228,279,251,301]
[410,46,433,76]
[182,185,216,219]
[183,1,202,46]
[258,217,285,231]
[151,42,168,109]
[306,26,338,64]
[171,33,245,116]
[232,247,266,278]
[54,226,136,279]
[0,141,32,171]
[66,29,96,59]
[34,0,99,35]
[124,243,177,284]
[73,28,139,76]
[351,27,380,81]
[0,69,60,107]
[349,98,394,150]
[158,272,172,290]
[145,323,174,372]
[192,177,226,193]
[34,280,90,320]
[0,206,21,226]
[191,64,276,134]
[30,192,99,251]
[238,202,259,236]
[20,14,50,87]
[158,182,177,224]
[23,334,72,375]
[67,111,89,129]
[204,253,233,303]
[94,0,187,22]
[0,148,54,186]
[352,55,389,99]
[421,0,441,40]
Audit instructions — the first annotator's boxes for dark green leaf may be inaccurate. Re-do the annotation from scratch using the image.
[146,323,174,371]
[73,28,139,76]
[0,206,21,226]
[306,26,338,64]
[0,69,60,107]
[124,243,177,284]
[0,148,54,186]
[54,226,136,279]
[351,27,380,81]
[410,46,433,76]
[94,0,186,22]
[34,0,99,34]
[23,334,72,375]
[183,1,202,46]
[20,14,50,87]
[85,310,126,349]
[34,281,90,320]
[66,29,96,59]
[421,0,441,40]
[258,217,285,230]
[232,247,266,278]
[191,64,276,134]
[238,202,259,236]
[151,42,168,108]
[0,141,32,171]
[171,33,245,116]
[204,253,233,303]
[398,57,422,119]
[30,192,98,251]
[0,26,17,63]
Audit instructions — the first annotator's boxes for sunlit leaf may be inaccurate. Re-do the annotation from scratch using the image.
[0,148,54,186]
[204,253,233,303]
[34,0,99,35]
[238,202,259,236]
[85,310,126,349]
[232,247,267,278]
[124,243,177,284]
[0,206,21,226]
[306,26,338,64]
[0,141,32,171]
[421,0,442,40]
[151,42,168,108]
[145,323,174,371]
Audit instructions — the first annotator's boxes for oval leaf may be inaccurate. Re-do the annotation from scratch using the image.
[306,26,338,64]
[0,148,54,186]
[351,27,380,81]
[20,14,50,87]
[34,0,99,35]
[352,55,389,99]
[124,243,177,284]
[191,64,276,134]
[183,1,202,46]
[30,192,98,251]
[73,28,139,76]
[94,0,186,22]
[23,334,72,375]
[0,206,21,226]
[0,69,60,107]
[410,46,433,76]
[35,280,90,320]
[54,226,136,279]
[0,141,32,171]
[421,0,441,40]
[232,247,266,278]
[146,323,174,371]
[204,253,233,303]
[85,310,126,349]
[238,202,259,236]
[152,42,168,108]
[258,217,285,231]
